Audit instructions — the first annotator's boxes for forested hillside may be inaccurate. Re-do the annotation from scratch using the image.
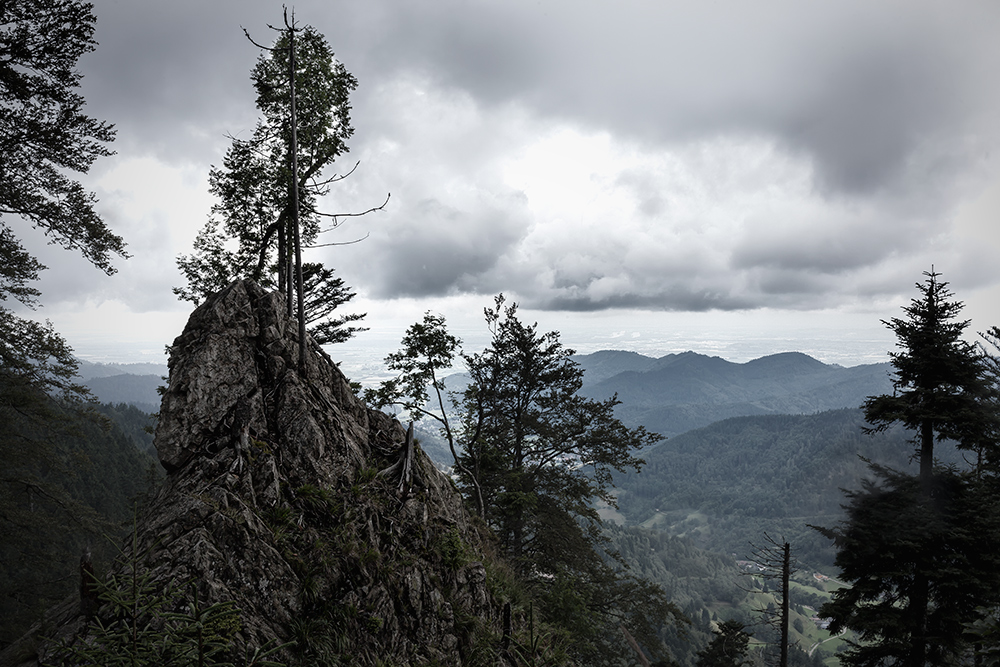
[603,524,838,667]
[75,360,167,380]
[0,397,161,647]
[91,402,157,456]
[612,408,967,567]
[82,374,163,413]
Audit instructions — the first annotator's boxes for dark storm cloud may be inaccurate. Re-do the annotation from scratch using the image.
[540,288,755,313]
[82,1,292,162]
[729,206,920,274]
[342,1,997,197]
[84,0,997,190]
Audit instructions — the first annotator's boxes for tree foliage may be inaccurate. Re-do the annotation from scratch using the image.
[817,466,1000,667]
[54,523,285,667]
[695,619,751,667]
[372,295,679,665]
[299,262,366,345]
[174,23,365,345]
[1,0,125,299]
[0,386,160,646]
[0,3,140,644]
[460,296,660,568]
[862,269,995,479]
[363,312,484,512]
[1,0,124,390]
[817,270,1000,666]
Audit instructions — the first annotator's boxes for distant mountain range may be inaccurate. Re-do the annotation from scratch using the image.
[71,349,896,464]
[573,350,893,437]
[75,359,167,413]
[76,359,168,381]
[407,350,893,468]
[68,348,913,571]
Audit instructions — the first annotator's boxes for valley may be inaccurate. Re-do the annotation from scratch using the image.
[49,348,926,665]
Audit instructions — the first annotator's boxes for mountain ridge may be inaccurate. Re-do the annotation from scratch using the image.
[572,349,892,437]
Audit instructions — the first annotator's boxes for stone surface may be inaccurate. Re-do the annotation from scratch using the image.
[2,281,503,667]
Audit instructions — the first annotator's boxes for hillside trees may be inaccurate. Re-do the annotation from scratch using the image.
[174,21,373,345]
[1,0,124,383]
[695,620,751,667]
[0,0,141,644]
[364,312,484,514]
[817,270,1000,667]
[819,466,1000,667]
[460,295,661,567]
[372,295,680,664]
[0,389,160,645]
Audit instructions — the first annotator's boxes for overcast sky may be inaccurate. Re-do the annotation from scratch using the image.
[13,0,1000,372]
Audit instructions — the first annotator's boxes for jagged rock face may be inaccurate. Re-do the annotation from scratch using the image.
[8,281,501,667]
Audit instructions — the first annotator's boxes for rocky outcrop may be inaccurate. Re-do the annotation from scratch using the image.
[3,280,503,667]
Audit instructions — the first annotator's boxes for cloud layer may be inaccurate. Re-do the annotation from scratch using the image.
[23,0,1000,323]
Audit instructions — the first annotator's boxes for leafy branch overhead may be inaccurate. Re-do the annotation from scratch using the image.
[0,0,141,644]
[0,0,126,290]
[1,0,126,389]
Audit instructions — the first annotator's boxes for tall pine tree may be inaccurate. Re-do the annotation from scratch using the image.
[174,23,366,344]
[371,295,681,664]
[863,269,995,481]
[818,270,1000,667]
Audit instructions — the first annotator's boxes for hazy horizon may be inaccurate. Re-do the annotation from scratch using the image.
[69,306,899,387]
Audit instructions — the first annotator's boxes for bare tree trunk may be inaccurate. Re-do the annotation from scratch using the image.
[286,20,306,376]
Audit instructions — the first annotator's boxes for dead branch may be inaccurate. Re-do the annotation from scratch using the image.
[304,232,370,249]
[316,192,391,224]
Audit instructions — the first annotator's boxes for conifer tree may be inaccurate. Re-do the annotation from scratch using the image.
[819,466,1000,667]
[372,295,680,665]
[863,269,995,482]
[174,22,369,345]
[817,270,1000,667]
[696,619,751,667]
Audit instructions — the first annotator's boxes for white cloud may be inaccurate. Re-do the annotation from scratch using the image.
[12,0,999,366]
